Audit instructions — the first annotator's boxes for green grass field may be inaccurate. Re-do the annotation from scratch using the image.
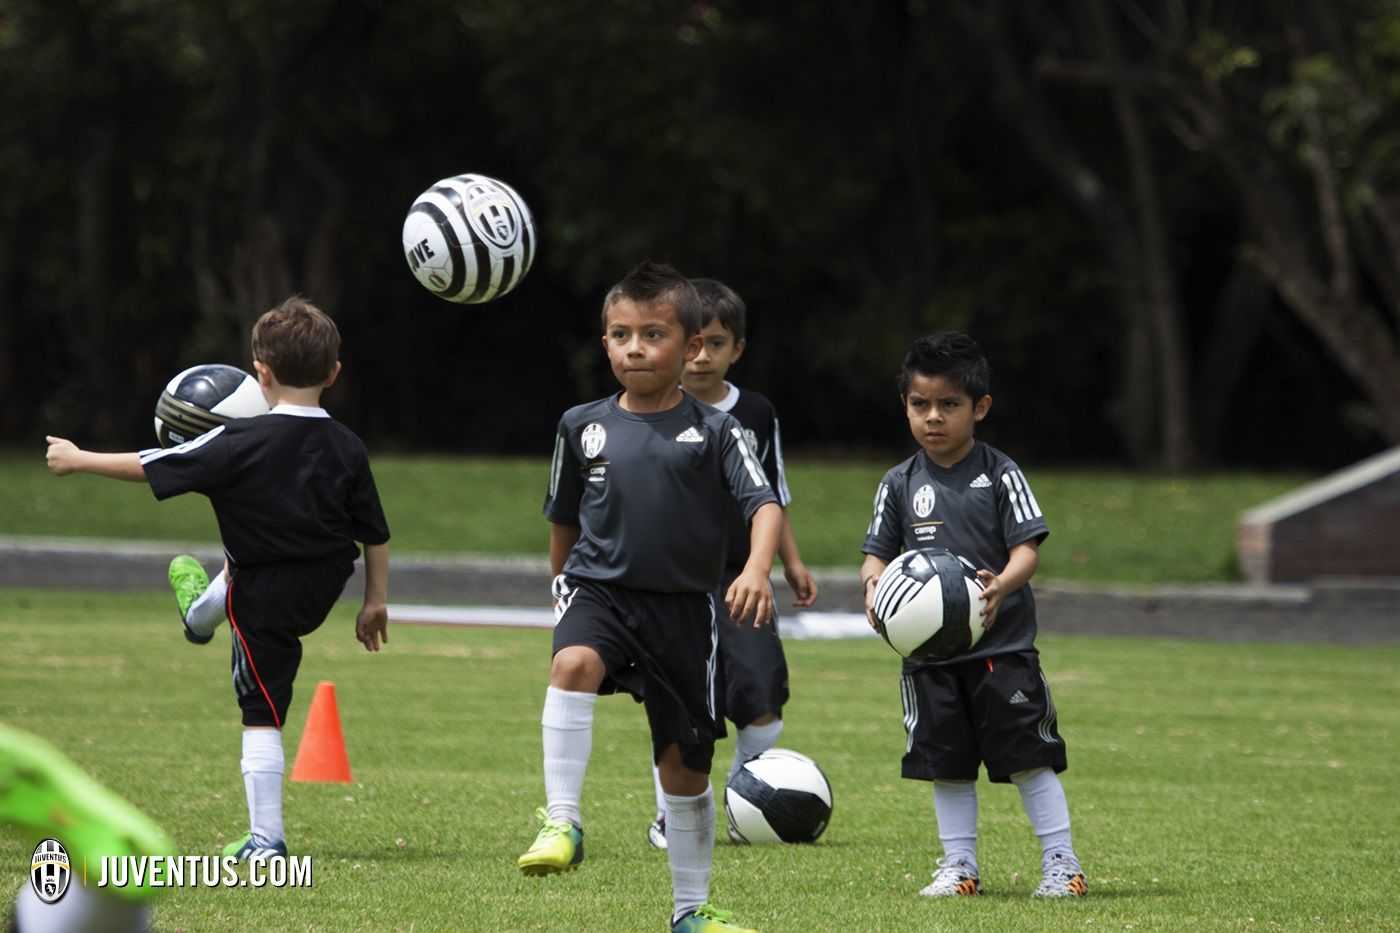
[1,452,1309,583]
[2,589,1396,931]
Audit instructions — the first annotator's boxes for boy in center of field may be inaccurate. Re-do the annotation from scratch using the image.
[45,297,391,863]
[520,261,782,933]
[645,278,817,849]
[860,332,1086,899]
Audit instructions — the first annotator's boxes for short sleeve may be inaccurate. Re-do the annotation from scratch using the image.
[763,412,792,507]
[543,418,585,524]
[860,472,903,561]
[138,426,233,500]
[349,455,391,545]
[718,416,778,520]
[995,461,1050,548]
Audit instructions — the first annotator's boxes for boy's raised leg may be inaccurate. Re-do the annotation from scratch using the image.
[168,556,226,645]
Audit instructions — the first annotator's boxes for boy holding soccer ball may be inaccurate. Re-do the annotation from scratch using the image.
[523,261,782,933]
[45,297,391,863]
[859,332,1086,899]
[645,278,817,850]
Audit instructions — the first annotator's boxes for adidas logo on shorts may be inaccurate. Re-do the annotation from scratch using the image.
[1009,689,1030,705]
[675,427,704,443]
[970,473,992,488]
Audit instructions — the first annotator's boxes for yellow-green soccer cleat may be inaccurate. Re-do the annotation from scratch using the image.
[168,555,213,644]
[517,807,584,876]
[0,724,174,902]
[672,904,758,932]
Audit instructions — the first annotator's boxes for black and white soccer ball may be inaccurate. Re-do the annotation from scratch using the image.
[725,748,833,844]
[401,173,536,304]
[153,364,268,448]
[871,548,987,660]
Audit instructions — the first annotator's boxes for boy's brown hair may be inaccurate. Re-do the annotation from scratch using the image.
[251,296,340,387]
[600,260,702,337]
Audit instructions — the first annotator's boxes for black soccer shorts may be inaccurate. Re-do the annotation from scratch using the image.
[715,570,790,729]
[225,556,353,728]
[899,649,1068,783]
[552,578,725,774]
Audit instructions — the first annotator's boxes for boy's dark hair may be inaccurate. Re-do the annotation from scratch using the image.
[898,332,992,400]
[691,278,747,342]
[601,261,702,337]
[251,296,340,388]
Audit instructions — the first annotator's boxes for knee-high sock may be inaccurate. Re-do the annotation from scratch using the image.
[542,687,596,827]
[1012,768,1073,858]
[932,779,978,866]
[241,728,284,844]
[14,880,151,933]
[729,719,783,784]
[185,570,228,638]
[665,787,714,923]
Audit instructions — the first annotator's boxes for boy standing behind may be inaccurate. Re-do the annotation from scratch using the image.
[860,332,1086,899]
[521,261,782,933]
[45,297,391,862]
[646,278,817,849]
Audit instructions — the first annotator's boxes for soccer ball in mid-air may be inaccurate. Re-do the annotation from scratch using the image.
[870,547,987,660]
[402,173,536,304]
[725,748,833,844]
[153,364,268,448]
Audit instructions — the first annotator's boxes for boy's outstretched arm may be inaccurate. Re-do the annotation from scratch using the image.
[45,437,145,482]
[859,554,889,631]
[976,540,1039,626]
[778,511,817,607]
[727,502,782,628]
[356,542,390,652]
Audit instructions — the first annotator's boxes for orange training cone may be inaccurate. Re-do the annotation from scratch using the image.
[290,681,353,783]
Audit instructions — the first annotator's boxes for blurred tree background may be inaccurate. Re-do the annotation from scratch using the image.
[2,0,1397,470]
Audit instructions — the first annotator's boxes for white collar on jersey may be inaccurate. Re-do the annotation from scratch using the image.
[710,381,740,413]
[268,403,330,418]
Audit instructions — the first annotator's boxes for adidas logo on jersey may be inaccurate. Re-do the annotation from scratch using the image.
[970,473,992,488]
[1008,689,1030,705]
[675,427,704,443]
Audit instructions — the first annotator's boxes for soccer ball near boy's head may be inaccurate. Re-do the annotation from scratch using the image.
[153,364,268,448]
[402,173,536,304]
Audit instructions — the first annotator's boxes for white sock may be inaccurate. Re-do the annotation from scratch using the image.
[664,787,714,923]
[1012,768,1074,859]
[184,569,228,637]
[933,779,979,867]
[652,764,666,820]
[241,728,285,844]
[14,879,151,933]
[542,687,596,827]
[729,719,783,784]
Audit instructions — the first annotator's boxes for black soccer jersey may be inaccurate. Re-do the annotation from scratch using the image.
[705,383,792,571]
[862,441,1049,664]
[543,392,778,593]
[139,404,390,567]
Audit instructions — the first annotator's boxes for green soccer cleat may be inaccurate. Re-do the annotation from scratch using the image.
[517,807,584,876]
[672,904,758,933]
[222,832,287,862]
[0,724,174,902]
[168,555,213,644]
